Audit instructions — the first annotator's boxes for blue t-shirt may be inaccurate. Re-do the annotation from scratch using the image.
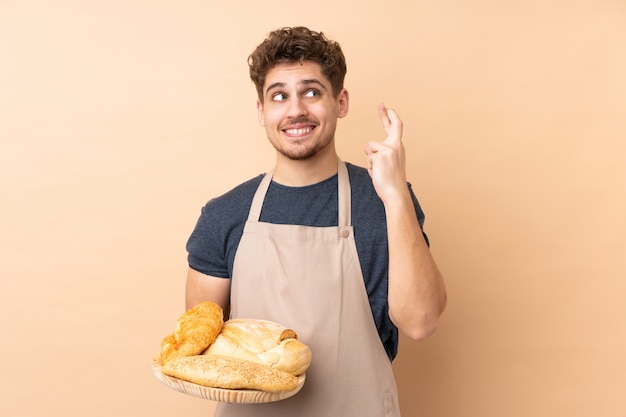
[186,162,428,361]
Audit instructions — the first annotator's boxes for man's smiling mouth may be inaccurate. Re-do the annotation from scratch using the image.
[283,126,315,136]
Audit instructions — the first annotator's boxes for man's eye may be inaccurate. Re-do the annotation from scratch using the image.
[304,89,320,98]
[272,92,287,101]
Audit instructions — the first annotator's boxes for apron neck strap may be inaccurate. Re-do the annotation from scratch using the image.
[337,160,351,227]
[248,159,351,227]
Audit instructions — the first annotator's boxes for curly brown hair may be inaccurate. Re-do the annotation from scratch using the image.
[248,26,347,101]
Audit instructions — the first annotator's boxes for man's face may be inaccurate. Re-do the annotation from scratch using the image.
[257,61,349,161]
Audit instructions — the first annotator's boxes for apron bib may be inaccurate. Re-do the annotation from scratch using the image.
[216,160,400,417]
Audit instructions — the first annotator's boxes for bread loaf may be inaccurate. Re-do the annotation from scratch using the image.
[204,318,311,376]
[160,301,224,364]
[162,354,299,392]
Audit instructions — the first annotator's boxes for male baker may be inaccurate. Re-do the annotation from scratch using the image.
[185,26,447,416]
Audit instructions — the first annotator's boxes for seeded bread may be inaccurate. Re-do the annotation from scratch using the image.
[162,354,299,392]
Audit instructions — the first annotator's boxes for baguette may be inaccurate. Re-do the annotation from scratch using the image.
[162,355,299,392]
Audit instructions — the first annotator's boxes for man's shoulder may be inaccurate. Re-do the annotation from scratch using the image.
[203,174,265,214]
[344,162,379,198]
[345,162,371,185]
[345,161,368,175]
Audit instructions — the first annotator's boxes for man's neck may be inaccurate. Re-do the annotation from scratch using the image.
[272,151,339,187]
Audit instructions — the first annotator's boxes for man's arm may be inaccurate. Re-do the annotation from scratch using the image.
[185,268,231,314]
[364,104,447,341]
[383,188,446,340]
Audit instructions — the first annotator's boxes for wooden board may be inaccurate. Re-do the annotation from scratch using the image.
[152,359,306,403]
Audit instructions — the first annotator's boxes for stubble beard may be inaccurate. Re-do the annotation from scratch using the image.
[272,133,335,161]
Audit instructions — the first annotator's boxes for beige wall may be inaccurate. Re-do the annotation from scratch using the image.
[1,1,624,416]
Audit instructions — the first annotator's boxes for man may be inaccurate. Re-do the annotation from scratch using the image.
[185,26,446,416]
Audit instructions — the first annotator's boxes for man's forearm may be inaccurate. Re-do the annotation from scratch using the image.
[385,192,447,341]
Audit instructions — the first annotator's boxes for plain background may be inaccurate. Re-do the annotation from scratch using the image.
[1,1,624,416]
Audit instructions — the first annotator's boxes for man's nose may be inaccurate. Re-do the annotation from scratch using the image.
[286,97,308,118]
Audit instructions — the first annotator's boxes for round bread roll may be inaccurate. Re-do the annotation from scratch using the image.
[203,318,312,376]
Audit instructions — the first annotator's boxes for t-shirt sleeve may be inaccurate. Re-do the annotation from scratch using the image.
[186,201,231,278]
[407,182,430,247]
[184,175,262,279]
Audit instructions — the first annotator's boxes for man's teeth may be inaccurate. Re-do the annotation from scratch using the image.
[285,127,312,135]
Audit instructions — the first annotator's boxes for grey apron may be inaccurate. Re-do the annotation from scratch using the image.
[216,160,400,417]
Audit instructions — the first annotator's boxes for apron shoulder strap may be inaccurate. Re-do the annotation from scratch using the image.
[248,171,273,222]
[337,160,351,227]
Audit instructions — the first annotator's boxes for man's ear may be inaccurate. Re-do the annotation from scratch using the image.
[257,99,265,126]
[337,89,349,119]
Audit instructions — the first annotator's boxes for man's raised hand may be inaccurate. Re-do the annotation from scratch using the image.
[364,103,408,203]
